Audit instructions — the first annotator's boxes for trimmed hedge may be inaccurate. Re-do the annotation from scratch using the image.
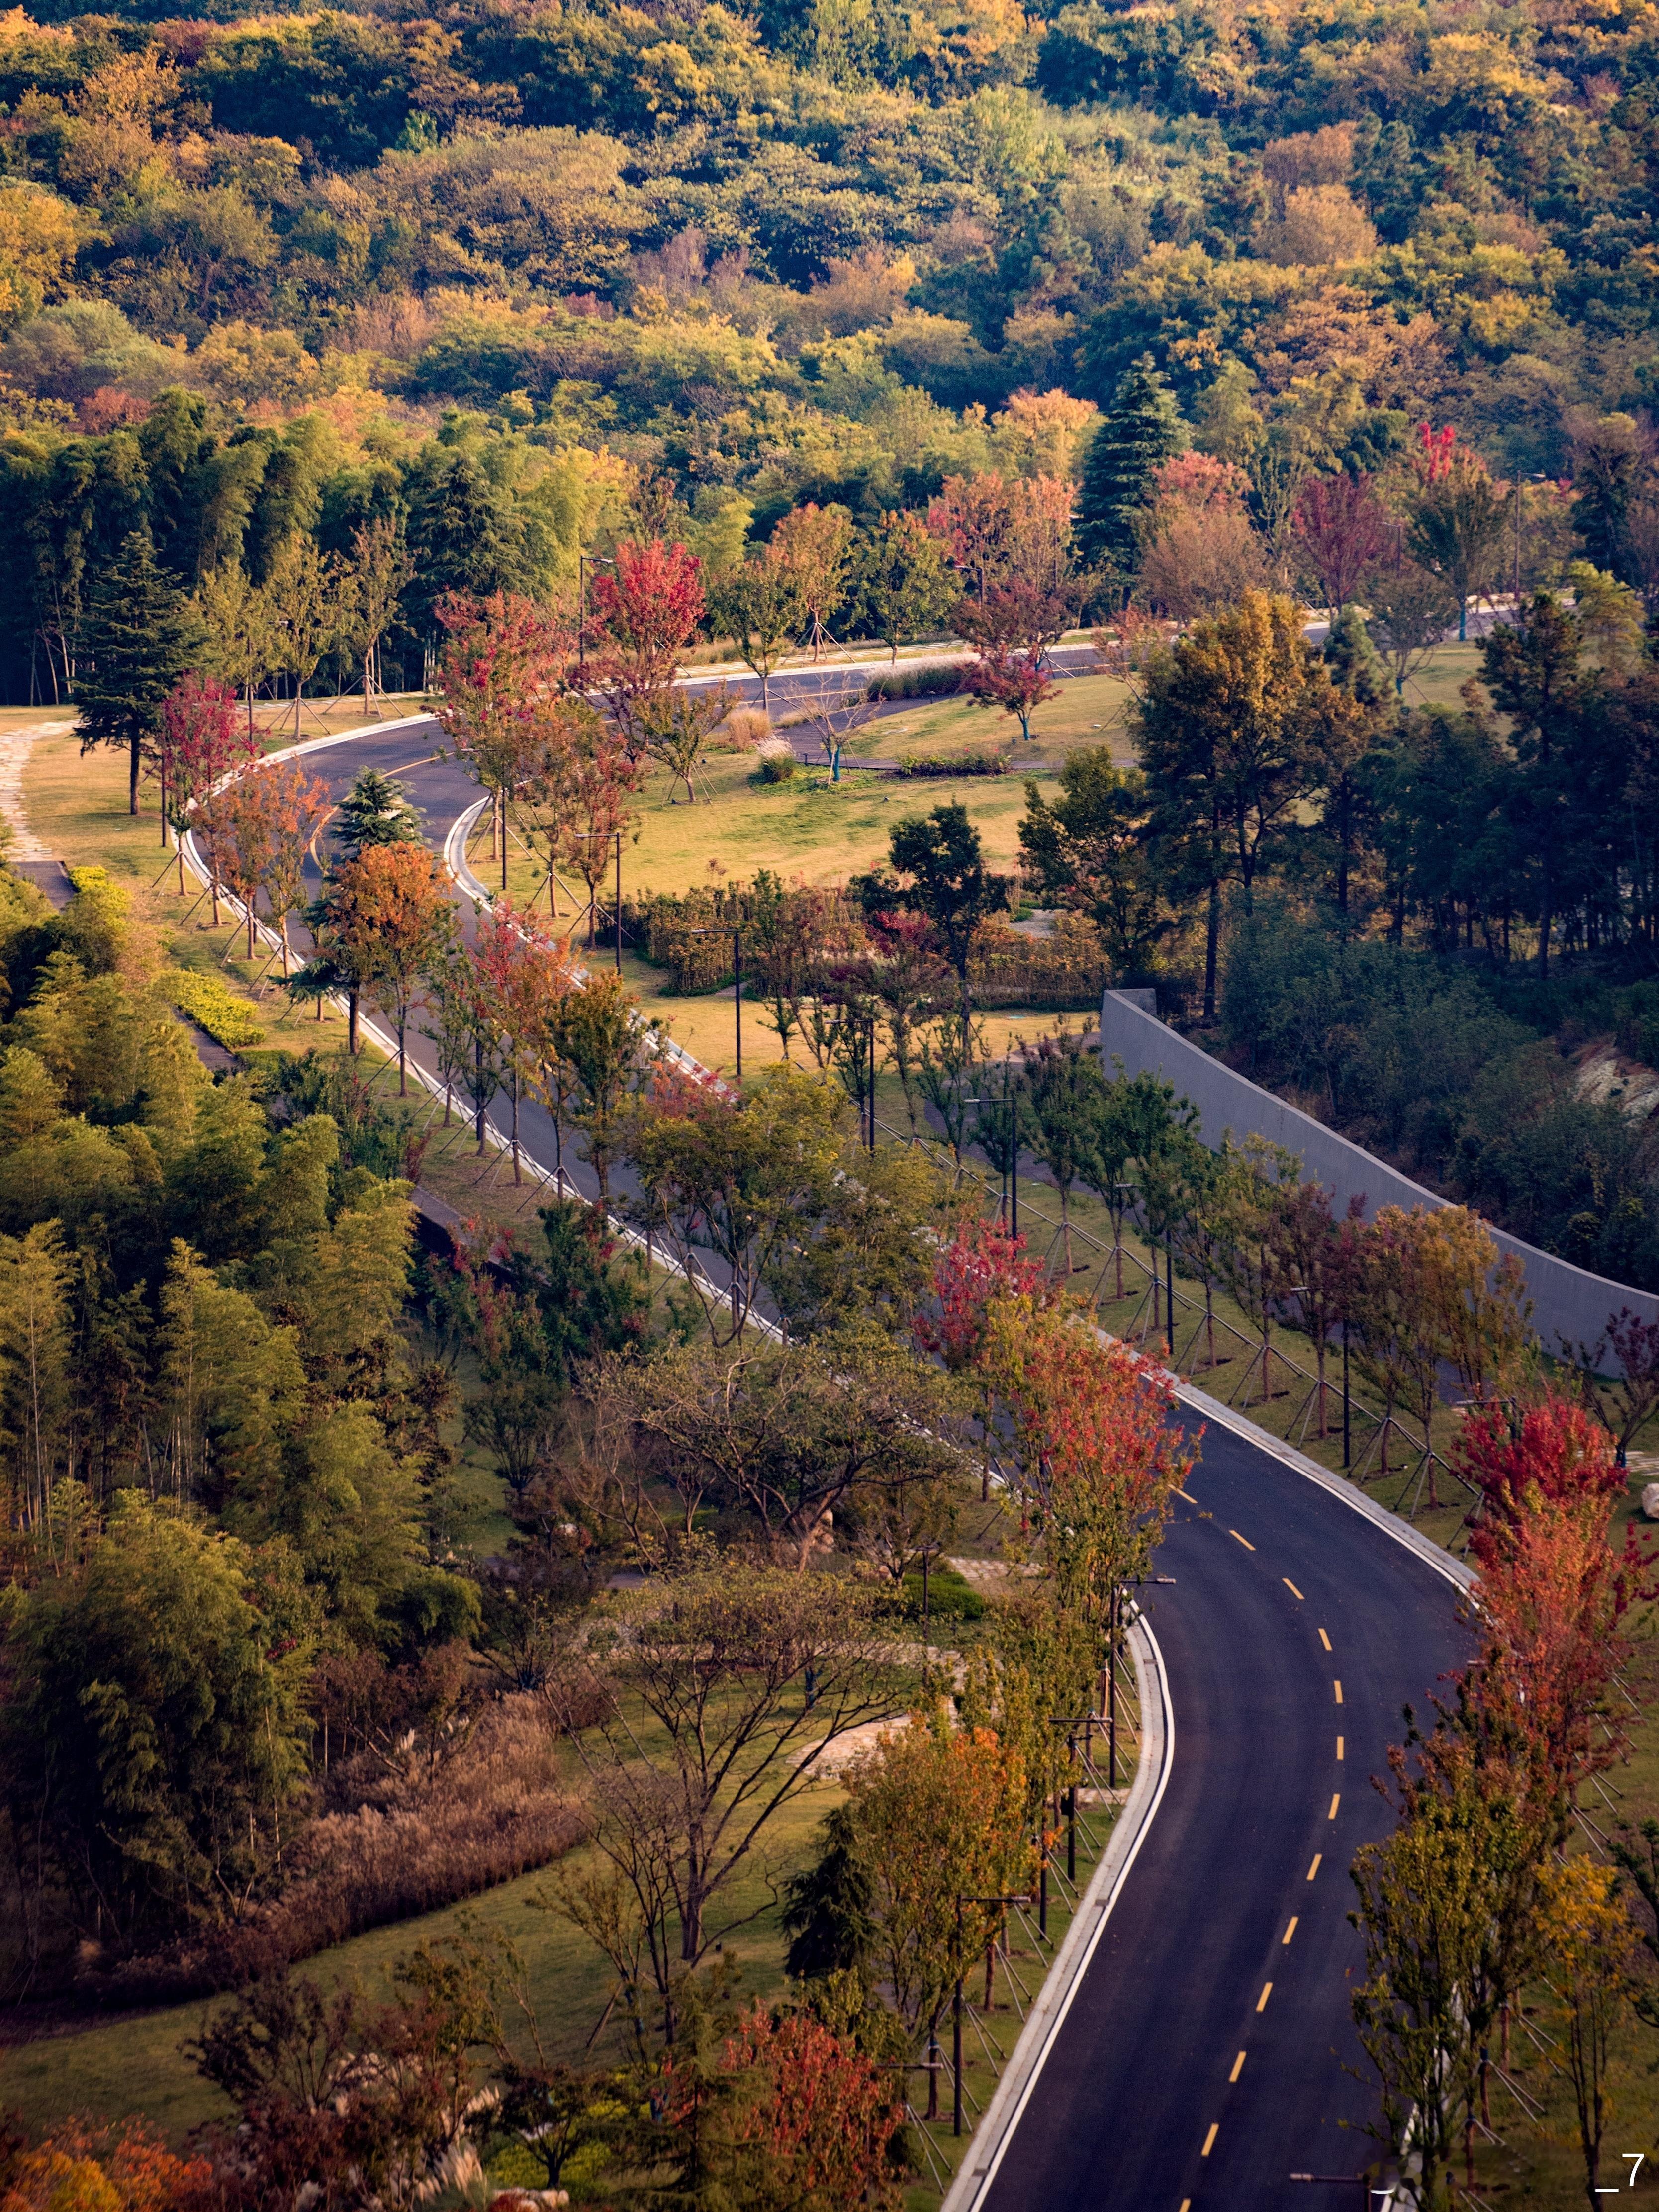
[865,662,963,700]
[891,754,1008,779]
[161,969,266,1050]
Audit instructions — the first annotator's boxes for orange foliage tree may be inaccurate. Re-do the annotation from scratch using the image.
[844,1713,1034,2115]
[979,1299,1193,1648]
[472,899,577,1181]
[1459,1394,1654,1815]
[0,2119,211,2212]
[670,2003,905,2210]
[310,840,450,1066]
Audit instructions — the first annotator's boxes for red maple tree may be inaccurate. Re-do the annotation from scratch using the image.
[471,898,577,1178]
[1291,471,1390,614]
[1460,1396,1626,1547]
[586,538,706,759]
[1459,1393,1656,1806]
[434,591,570,891]
[915,1216,1049,1372]
[161,671,260,898]
[957,582,1067,742]
[662,2003,904,2209]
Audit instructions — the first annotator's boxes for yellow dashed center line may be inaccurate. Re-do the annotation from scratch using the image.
[1318,1627,1332,1652]
[1229,1528,1256,1551]
[1329,1794,1341,1820]
[1180,2200,1193,2212]
[1257,1981,1273,2011]
[1282,1916,1298,1944]
[1307,1853,1322,1880]
[1283,1576,1304,1598]
[1334,1680,1343,1704]
[1229,2049,1246,2083]
[1201,2123,1219,2157]
[1337,1735,1345,1760]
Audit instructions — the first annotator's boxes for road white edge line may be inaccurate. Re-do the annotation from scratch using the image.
[941,1610,1174,2212]
[1173,1384,1476,1596]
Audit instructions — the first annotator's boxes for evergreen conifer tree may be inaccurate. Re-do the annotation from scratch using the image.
[335,768,422,858]
[75,526,202,816]
[781,1803,876,1980]
[1075,366,1186,581]
[1323,606,1390,705]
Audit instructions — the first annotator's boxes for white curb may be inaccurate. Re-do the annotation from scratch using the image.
[940,1609,1174,2212]
[1173,1384,1476,1597]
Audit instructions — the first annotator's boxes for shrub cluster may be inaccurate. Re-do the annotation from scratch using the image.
[160,967,266,1050]
[865,665,964,701]
[890,753,1009,779]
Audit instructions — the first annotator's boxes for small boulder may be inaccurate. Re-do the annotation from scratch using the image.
[1642,1481,1659,1521]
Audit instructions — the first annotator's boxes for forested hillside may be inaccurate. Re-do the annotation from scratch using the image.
[3,0,1659,698]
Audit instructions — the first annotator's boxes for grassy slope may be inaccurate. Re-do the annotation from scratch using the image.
[0,1785,834,2140]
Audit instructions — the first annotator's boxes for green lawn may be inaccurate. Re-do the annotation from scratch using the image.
[0,1783,835,2142]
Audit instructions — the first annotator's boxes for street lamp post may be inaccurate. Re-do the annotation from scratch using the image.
[577,552,615,674]
[1512,475,1548,607]
[733,928,743,1080]
[916,1534,945,1644]
[679,924,747,1081]
[1007,1058,1019,1237]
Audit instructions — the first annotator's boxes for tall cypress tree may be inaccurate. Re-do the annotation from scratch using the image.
[75,526,202,816]
[1075,366,1185,581]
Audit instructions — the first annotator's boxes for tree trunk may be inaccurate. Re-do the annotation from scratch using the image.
[128,731,141,816]
[348,988,360,1056]
[1538,850,1552,980]
[1202,876,1221,1023]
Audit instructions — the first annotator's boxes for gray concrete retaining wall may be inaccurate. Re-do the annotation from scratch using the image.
[1100,990,1659,1362]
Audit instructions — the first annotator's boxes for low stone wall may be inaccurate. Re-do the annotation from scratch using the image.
[1099,989,1659,1364]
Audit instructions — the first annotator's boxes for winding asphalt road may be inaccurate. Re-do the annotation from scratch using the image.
[249,714,1474,2207]
[978,1410,1472,2212]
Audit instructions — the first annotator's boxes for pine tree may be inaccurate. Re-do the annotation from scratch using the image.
[75,527,203,816]
[1075,366,1185,581]
[335,768,422,858]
